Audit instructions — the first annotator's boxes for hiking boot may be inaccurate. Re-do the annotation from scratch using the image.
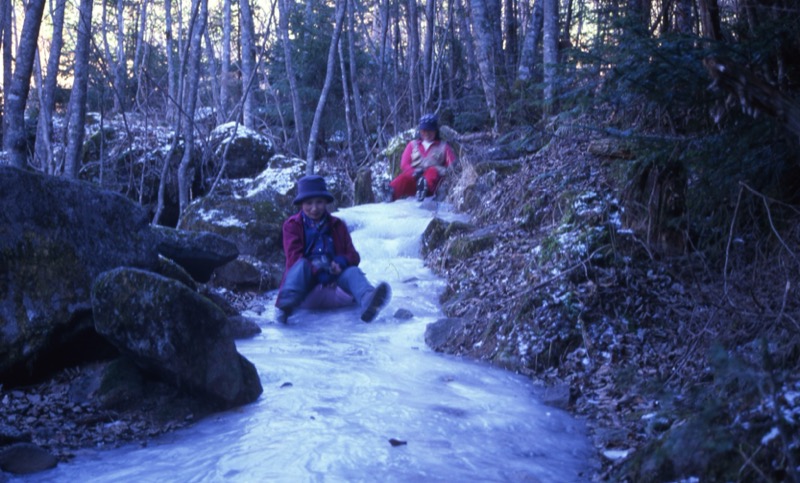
[360,282,391,322]
[416,176,428,201]
[276,308,292,324]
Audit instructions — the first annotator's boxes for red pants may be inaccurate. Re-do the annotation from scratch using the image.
[389,167,443,200]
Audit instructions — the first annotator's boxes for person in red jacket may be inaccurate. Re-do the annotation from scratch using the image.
[275,175,391,324]
[389,114,457,201]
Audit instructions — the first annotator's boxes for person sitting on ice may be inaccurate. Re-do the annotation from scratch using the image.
[388,113,457,202]
[275,175,391,324]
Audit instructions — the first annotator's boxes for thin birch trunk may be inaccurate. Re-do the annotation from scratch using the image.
[517,0,542,82]
[133,0,149,106]
[542,0,558,111]
[3,0,47,169]
[346,1,370,161]
[34,0,66,174]
[204,28,221,121]
[407,0,421,120]
[219,0,232,123]
[1,0,11,145]
[305,0,347,174]
[63,0,93,178]
[165,0,177,122]
[178,0,208,214]
[423,0,434,110]
[240,0,257,129]
[115,0,127,112]
[338,38,356,166]
[468,0,499,132]
[279,0,306,155]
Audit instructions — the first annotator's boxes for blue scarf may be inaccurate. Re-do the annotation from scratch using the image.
[301,212,334,262]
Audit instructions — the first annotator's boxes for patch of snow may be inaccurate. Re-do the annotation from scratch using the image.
[602,448,630,460]
[761,427,781,445]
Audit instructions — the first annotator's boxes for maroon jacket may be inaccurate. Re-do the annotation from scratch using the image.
[279,211,361,288]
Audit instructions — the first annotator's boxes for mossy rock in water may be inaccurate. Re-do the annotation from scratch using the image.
[421,218,475,256]
[446,228,496,261]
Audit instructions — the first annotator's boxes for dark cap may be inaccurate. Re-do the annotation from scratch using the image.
[293,175,334,205]
[418,114,438,132]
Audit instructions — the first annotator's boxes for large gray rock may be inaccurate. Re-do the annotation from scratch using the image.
[152,226,239,283]
[0,167,159,384]
[0,166,241,385]
[91,268,263,409]
[209,122,276,179]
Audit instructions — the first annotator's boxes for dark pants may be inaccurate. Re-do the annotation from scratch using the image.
[276,259,374,311]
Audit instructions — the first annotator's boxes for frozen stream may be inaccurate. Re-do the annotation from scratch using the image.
[21,199,596,482]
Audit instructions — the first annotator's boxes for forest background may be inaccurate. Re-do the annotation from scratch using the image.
[1,0,799,480]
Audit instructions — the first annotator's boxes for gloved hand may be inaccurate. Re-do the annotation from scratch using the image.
[316,270,335,285]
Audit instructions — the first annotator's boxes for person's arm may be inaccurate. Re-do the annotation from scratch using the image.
[282,216,305,270]
[331,219,361,268]
[399,141,415,173]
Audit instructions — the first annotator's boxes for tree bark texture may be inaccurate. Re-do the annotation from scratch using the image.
[280,0,306,155]
[178,0,208,214]
[517,0,543,82]
[469,0,499,132]
[220,0,232,122]
[63,0,93,178]
[542,0,558,110]
[305,0,347,174]
[4,0,47,170]
[407,0,421,120]
[240,0,257,129]
[34,0,66,174]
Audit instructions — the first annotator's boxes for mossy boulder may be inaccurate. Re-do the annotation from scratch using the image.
[92,267,263,409]
[421,218,476,257]
[209,122,276,179]
[0,167,159,385]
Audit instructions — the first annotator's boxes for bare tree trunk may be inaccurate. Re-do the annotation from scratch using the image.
[133,0,149,106]
[219,0,232,123]
[166,0,177,122]
[305,0,347,174]
[240,0,257,129]
[204,28,221,120]
[114,0,127,112]
[697,0,721,40]
[376,0,390,144]
[34,0,66,174]
[279,0,306,155]
[407,0,421,120]
[422,0,434,111]
[338,37,356,166]
[63,0,93,178]
[468,0,499,132]
[542,0,558,112]
[1,0,12,146]
[3,0,47,170]
[517,0,542,82]
[457,0,479,88]
[178,0,208,214]
[504,0,518,76]
[346,1,370,161]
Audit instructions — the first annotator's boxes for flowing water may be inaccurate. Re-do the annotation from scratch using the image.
[20,199,597,483]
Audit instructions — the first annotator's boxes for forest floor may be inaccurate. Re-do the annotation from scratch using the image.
[424,131,800,482]
[2,131,798,482]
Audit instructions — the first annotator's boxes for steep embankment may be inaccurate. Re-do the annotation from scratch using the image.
[426,130,800,482]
